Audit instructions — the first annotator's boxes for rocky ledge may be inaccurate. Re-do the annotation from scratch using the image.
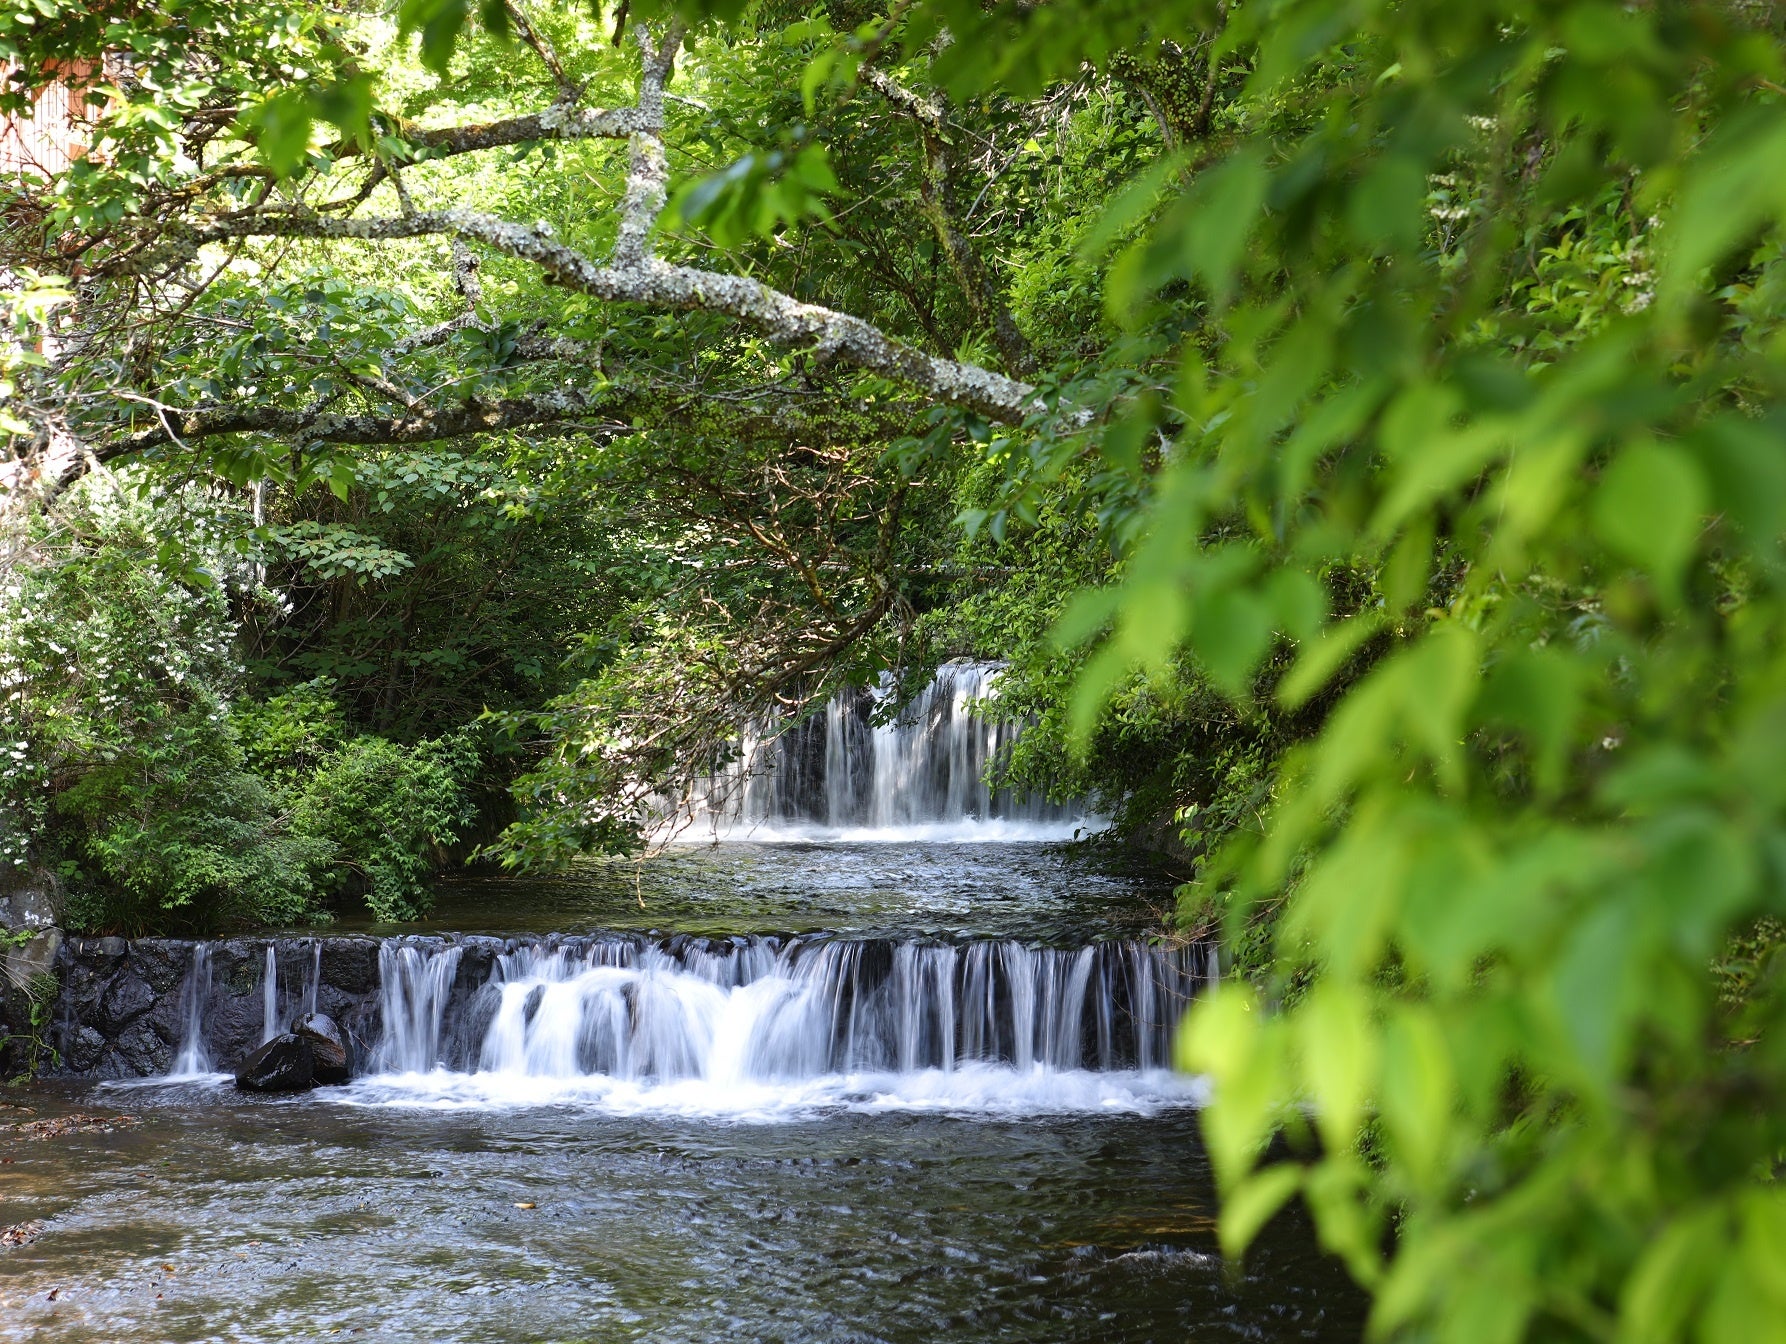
[37,934,516,1080]
[51,936,387,1080]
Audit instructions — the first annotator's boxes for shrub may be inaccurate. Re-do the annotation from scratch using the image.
[291,731,478,922]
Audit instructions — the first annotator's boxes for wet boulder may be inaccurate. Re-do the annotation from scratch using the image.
[65,1025,106,1074]
[98,970,155,1032]
[114,1018,175,1076]
[291,1012,353,1084]
[235,1034,315,1092]
[319,938,380,997]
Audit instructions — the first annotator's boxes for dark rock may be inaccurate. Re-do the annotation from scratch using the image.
[204,986,268,1067]
[291,1012,352,1084]
[235,1034,315,1092]
[456,940,498,990]
[129,941,190,994]
[99,972,156,1031]
[91,1050,137,1081]
[114,1018,173,1076]
[319,938,381,996]
[66,1025,106,1073]
[144,993,187,1048]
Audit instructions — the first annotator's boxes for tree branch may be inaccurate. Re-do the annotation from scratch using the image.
[504,0,576,96]
[94,389,638,464]
[117,23,1063,428]
[611,21,683,269]
[162,203,1044,423]
[866,70,1035,378]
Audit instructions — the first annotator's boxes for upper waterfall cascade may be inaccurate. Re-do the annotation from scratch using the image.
[694,661,1099,841]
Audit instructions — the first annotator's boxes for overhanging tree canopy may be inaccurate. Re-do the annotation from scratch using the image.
[5,2,1786,1341]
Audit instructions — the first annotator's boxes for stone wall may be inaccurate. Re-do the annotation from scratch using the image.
[42,935,514,1079]
[50,937,387,1079]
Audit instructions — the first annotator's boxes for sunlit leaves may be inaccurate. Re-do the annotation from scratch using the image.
[1657,110,1786,314]
[397,0,471,75]
[665,138,840,249]
[1012,1,1786,1338]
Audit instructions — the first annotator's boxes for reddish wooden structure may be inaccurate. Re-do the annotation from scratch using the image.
[1,60,104,180]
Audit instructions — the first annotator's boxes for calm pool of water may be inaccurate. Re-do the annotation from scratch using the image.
[322,840,1183,944]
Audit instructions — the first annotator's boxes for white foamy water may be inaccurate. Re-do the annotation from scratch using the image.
[330,935,1205,1118]
[152,932,1208,1119]
[678,662,1102,841]
[336,1063,1204,1119]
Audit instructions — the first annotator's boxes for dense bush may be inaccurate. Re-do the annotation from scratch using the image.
[291,728,479,921]
[0,489,477,931]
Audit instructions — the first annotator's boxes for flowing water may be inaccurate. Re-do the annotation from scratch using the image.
[1,666,1363,1341]
[685,661,1100,842]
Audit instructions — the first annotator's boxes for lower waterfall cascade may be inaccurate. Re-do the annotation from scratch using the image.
[689,660,1099,842]
[155,931,1210,1115]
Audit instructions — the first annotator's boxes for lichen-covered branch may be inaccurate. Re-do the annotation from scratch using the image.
[95,389,637,464]
[126,24,1047,427]
[165,204,1042,423]
[611,21,683,270]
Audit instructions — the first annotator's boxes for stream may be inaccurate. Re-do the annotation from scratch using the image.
[1,667,1365,1341]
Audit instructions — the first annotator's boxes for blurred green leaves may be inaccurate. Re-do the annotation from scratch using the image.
[666,137,840,250]
[982,0,1786,1338]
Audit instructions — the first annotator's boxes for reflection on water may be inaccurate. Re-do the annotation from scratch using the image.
[1,1086,1362,1343]
[329,840,1183,943]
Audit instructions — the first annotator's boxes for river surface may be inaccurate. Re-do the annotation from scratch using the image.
[333,839,1180,943]
[1,840,1364,1342]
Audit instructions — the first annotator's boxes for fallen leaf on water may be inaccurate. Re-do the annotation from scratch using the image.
[2,1221,44,1248]
[9,1114,142,1141]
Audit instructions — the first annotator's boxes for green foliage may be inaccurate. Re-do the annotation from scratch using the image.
[59,750,333,933]
[1,490,478,930]
[0,273,71,449]
[227,680,480,924]
[0,965,61,1083]
[666,132,840,249]
[0,0,369,216]
[289,729,478,922]
[0,487,332,932]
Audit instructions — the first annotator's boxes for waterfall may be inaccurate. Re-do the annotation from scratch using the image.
[365,933,1201,1086]
[146,931,1205,1112]
[302,942,321,1020]
[692,662,1099,841]
[372,942,465,1073]
[260,946,279,1044]
[169,945,214,1077]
